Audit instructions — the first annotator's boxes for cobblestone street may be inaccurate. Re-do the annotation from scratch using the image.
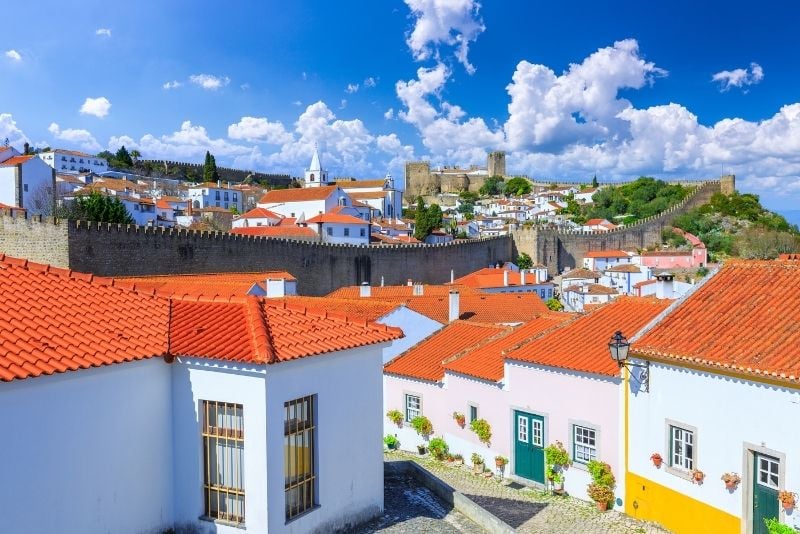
[381,452,670,534]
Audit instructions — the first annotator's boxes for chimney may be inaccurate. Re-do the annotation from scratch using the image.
[265,278,285,298]
[380,276,385,287]
[448,290,460,323]
[359,281,371,298]
[655,273,674,299]
[503,270,509,287]
[217,179,221,188]
[413,284,424,296]
[450,269,454,284]
[521,269,526,286]
[407,278,413,287]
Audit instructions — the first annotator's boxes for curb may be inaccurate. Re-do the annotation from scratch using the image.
[386,460,515,534]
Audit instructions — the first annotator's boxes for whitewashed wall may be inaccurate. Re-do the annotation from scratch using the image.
[378,306,443,363]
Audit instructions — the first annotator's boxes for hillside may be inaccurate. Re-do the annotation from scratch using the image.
[670,191,800,260]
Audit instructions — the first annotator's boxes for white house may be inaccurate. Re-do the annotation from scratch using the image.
[0,151,56,215]
[232,206,284,228]
[188,182,244,212]
[582,250,633,271]
[337,173,403,219]
[601,263,652,295]
[0,256,402,534]
[119,195,157,226]
[562,283,619,312]
[625,260,800,534]
[306,212,371,245]
[258,185,351,222]
[303,145,330,188]
[38,148,108,174]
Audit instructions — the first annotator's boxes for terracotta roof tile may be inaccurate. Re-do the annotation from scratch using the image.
[452,267,548,288]
[384,321,506,381]
[633,260,800,383]
[407,293,550,324]
[563,283,618,295]
[605,264,644,273]
[443,313,572,381]
[239,207,282,219]
[230,226,317,238]
[562,268,601,279]
[0,155,35,166]
[335,179,387,188]
[277,296,401,322]
[115,271,296,298]
[583,250,629,258]
[642,250,693,257]
[306,213,370,225]
[506,297,670,376]
[327,285,480,299]
[348,191,389,200]
[258,185,339,204]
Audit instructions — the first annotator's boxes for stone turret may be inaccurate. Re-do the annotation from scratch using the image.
[720,174,735,196]
[487,151,506,177]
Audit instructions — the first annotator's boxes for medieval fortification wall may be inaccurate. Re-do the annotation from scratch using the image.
[140,159,293,186]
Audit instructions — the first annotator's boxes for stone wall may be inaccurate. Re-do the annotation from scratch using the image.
[140,159,293,186]
[0,211,69,267]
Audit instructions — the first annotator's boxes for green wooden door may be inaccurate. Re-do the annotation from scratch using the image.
[753,453,780,534]
[514,411,545,484]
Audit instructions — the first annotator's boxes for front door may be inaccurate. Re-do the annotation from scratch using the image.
[514,411,545,484]
[753,453,780,534]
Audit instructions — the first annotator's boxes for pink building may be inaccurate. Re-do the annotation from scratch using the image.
[640,229,707,268]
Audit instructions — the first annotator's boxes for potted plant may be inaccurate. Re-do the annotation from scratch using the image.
[410,415,434,438]
[650,453,663,468]
[386,409,404,427]
[417,444,427,455]
[452,453,464,466]
[471,453,485,474]
[452,411,466,427]
[545,441,570,492]
[691,469,705,484]
[495,456,508,469]
[470,418,492,445]
[383,434,399,450]
[778,490,797,510]
[721,472,741,490]
[428,437,449,461]
[587,483,614,511]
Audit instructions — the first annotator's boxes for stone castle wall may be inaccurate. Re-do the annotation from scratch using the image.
[140,159,293,186]
[405,152,506,199]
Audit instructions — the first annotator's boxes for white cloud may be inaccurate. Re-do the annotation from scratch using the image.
[108,120,250,160]
[340,99,348,109]
[95,28,111,37]
[364,77,378,88]
[162,80,182,90]
[301,71,308,80]
[0,113,29,147]
[48,123,101,152]
[240,83,250,91]
[4,49,22,62]
[346,83,359,94]
[404,0,485,74]
[227,116,293,144]
[79,96,111,118]
[189,74,230,91]
[384,108,395,120]
[712,62,764,92]
[293,100,303,107]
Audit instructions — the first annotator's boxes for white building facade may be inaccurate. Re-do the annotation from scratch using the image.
[38,149,108,174]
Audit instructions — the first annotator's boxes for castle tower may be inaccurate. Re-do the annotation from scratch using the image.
[720,174,736,196]
[304,144,328,188]
[487,151,506,177]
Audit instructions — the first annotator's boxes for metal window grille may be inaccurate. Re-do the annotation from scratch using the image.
[285,395,316,520]
[573,425,597,463]
[405,394,421,422]
[202,400,245,525]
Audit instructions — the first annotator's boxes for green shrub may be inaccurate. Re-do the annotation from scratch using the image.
[428,437,449,460]
[383,435,399,449]
[544,441,570,482]
[587,460,616,487]
[410,415,433,437]
[469,418,492,444]
[765,518,796,534]
[386,409,404,426]
[471,452,484,465]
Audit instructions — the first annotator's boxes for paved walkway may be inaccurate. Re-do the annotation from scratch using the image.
[385,451,669,534]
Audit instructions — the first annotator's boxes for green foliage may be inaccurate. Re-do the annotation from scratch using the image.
[471,452,484,465]
[203,151,220,183]
[410,415,434,437]
[587,483,615,504]
[661,227,688,248]
[765,518,796,534]
[457,191,478,217]
[71,191,134,224]
[413,197,443,240]
[479,175,505,196]
[469,418,492,444]
[587,460,616,487]
[591,175,599,188]
[428,437,449,460]
[516,252,533,270]
[459,191,479,203]
[580,177,691,223]
[114,145,134,168]
[505,177,532,196]
[383,434,399,449]
[386,409,404,426]
[544,441,570,482]
[561,193,586,224]
[546,298,564,311]
[495,455,508,466]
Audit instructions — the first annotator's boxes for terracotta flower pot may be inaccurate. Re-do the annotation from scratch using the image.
[725,481,737,490]
[782,501,795,511]
[596,501,608,512]
[651,454,663,467]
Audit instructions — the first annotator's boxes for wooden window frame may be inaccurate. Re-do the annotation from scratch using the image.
[571,423,598,465]
[665,419,697,480]
[201,400,245,525]
[284,395,317,521]
[405,393,421,423]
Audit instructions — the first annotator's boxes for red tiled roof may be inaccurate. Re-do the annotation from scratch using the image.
[335,179,387,189]
[642,250,693,257]
[371,233,421,244]
[384,322,506,381]
[258,185,339,204]
[562,268,601,279]
[443,313,572,381]
[563,283,618,295]
[407,293,550,324]
[327,285,480,299]
[452,267,547,288]
[778,254,800,260]
[584,218,610,226]
[583,250,629,258]
[349,191,388,200]
[0,155,35,167]
[156,199,172,210]
[115,271,297,298]
[306,213,370,225]
[506,297,670,376]
[605,264,644,273]
[633,260,800,383]
[633,279,657,289]
[278,296,401,322]
[45,149,96,158]
[239,207,282,219]
[230,226,317,238]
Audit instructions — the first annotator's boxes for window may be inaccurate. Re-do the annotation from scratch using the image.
[224,192,229,201]
[202,401,245,525]
[310,173,315,181]
[344,228,350,237]
[215,202,220,207]
[405,394,421,422]
[573,425,597,463]
[359,228,365,237]
[233,194,238,202]
[215,191,221,200]
[285,395,316,520]
[531,419,543,446]
[23,184,28,192]
[326,227,333,236]
[757,455,780,489]
[669,425,694,471]
[469,405,478,423]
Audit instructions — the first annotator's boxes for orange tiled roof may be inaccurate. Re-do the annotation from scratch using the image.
[335,179,387,189]
[0,155,36,166]
[348,191,388,200]
[642,250,692,257]
[371,233,421,244]
[384,321,506,381]
[563,283,618,295]
[583,250,629,258]
[605,264,644,273]
[306,213,370,225]
[506,297,670,376]
[443,313,573,381]
[239,207,282,219]
[327,285,480,299]
[258,185,339,204]
[633,260,800,383]
[278,296,401,322]
[230,226,317,238]
[155,199,172,210]
[115,271,297,298]
[45,148,97,158]
[778,253,800,260]
[407,293,550,324]
[562,268,601,279]
[452,267,547,288]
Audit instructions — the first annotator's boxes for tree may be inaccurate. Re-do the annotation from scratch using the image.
[69,191,134,224]
[479,176,505,196]
[516,252,533,270]
[114,146,134,168]
[203,151,220,183]
[591,175,599,188]
[546,298,564,311]
[505,177,532,196]
[130,149,141,163]
[413,197,443,240]
[96,150,114,161]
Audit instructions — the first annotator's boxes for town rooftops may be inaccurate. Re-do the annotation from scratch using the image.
[506,297,670,376]
[778,253,800,260]
[583,250,629,258]
[114,271,297,298]
[452,267,547,288]
[258,185,339,204]
[642,249,694,257]
[633,260,800,384]
[327,284,480,299]
[278,296,402,322]
[384,321,506,382]
[238,207,282,219]
[229,226,317,238]
[0,255,400,382]
[563,283,619,295]
[306,213,370,225]
[407,293,550,324]
[562,268,601,279]
[0,155,36,167]
[335,179,387,189]
[348,191,390,200]
[605,264,645,273]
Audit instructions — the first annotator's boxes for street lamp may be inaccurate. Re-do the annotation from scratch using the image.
[608,330,649,392]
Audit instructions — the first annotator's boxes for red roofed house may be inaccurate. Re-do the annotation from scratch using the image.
[306,212,371,245]
[231,206,284,229]
[0,147,56,215]
[638,227,707,269]
[0,256,402,533]
[625,260,800,533]
[452,265,555,300]
[258,184,353,222]
[581,249,633,271]
[581,218,619,232]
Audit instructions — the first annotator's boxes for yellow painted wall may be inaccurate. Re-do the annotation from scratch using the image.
[626,472,740,534]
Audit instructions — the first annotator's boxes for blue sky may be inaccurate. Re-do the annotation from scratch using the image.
[2,0,800,209]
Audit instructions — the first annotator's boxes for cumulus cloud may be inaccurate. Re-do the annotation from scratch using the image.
[404,0,485,74]
[364,77,378,88]
[384,108,395,120]
[48,123,101,151]
[162,80,182,90]
[346,83,359,94]
[227,116,293,144]
[108,120,250,160]
[189,74,230,90]
[0,113,29,147]
[95,28,112,37]
[4,50,22,62]
[712,62,764,92]
[79,96,112,118]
